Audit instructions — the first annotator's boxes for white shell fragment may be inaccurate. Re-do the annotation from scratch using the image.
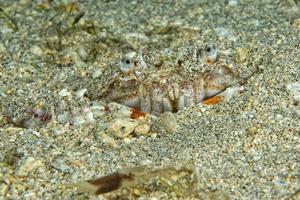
[107,118,138,138]
[160,112,178,133]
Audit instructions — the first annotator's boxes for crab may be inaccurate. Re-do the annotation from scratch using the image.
[100,44,245,117]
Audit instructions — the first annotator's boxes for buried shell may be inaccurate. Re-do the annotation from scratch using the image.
[101,45,244,116]
[76,164,198,198]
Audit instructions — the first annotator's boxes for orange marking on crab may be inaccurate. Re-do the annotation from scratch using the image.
[202,95,223,105]
[129,108,146,119]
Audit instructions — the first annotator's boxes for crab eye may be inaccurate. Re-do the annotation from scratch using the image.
[205,46,212,53]
[120,52,136,73]
[121,56,131,65]
[204,44,217,63]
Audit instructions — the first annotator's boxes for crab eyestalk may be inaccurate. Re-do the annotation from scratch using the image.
[203,44,218,64]
[120,52,137,74]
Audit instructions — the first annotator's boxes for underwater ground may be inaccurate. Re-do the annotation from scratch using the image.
[0,0,299,199]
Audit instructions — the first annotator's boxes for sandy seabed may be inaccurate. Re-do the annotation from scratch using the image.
[0,0,299,199]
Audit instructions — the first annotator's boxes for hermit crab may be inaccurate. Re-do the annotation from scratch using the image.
[101,44,245,117]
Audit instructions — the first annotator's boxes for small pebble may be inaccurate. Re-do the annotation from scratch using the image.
[235,47,248,63]
[228,0,238,6]
[123,137,132,144]
[107,118,138,138]
[207,190,230,200]
[77,46,88,61]
[57,112,70,124]
[16,157,43,177]
[292,18,300,29]
[286,82,300,101]
[91,105,105,117]
[92,69,103,79]
[30,45,43,56]
[85,112,95,124]
[160,112,178,133]
[134,124,151,135]
[51,160,72,173]
[215,27,238,42]
[75,88,87,99]
[58,88,70,97]
[222,85,244,101]
[113,105,133,118]
[100,132,117,148]
[0,183,9,197]
[0,42,6,53]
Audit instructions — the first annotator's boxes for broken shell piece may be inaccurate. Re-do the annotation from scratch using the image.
[107,118,138,138]
[160,112,178,133]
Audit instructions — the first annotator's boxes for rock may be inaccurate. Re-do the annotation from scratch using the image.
[77,46,88,61]
[228,0,238,6]
[214,27,238,42]
[16,157,43,177]
[0,42,6,53]
[107,119,138,138]
[287,82,300,101]
[75,88,87,99]
[30,45,43,56]
[91,105,105,118]
[113,105,133,119]
[85,111,95,124]
[292,18,300,29]
[207,190,230,200]
[235,47,248,63]
[0,183,9,197]
[58,88,70,97]
[160,112,178,133]
[92,69,103,79]
[222,85,244,101]
[51,160,72,173]
[286,82,300,117]
[134,124,151,136]
[100,132,117,148]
